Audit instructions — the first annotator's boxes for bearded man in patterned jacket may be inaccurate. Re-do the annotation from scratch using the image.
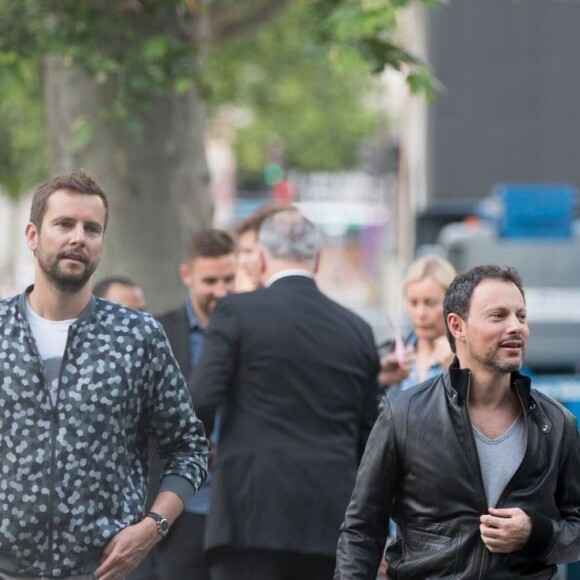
[0,171,208,580]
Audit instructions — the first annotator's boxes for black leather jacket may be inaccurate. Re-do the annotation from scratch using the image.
[335,362,580,579]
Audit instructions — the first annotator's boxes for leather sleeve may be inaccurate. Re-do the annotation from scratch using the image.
[335,401,401,579]
[533,414,580,564]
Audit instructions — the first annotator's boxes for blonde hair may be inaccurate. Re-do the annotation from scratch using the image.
[404,255,457,293]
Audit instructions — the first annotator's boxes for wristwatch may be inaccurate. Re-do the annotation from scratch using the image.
[145,511,170,537]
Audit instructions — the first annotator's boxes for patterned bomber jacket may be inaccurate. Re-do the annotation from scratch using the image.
[0,291,209,577]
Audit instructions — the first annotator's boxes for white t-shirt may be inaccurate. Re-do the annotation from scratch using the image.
[26,301,76,406]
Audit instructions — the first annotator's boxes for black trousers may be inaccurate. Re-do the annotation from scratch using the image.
[208,547,335,580]
[127,550,159,580]
[156,512,210,580]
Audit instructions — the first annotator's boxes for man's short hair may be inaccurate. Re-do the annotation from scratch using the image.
[93,276,140,298]
[443,264,525,353]
[234,204,289,237]
[258,208,320,262]
[185,228,235,262]
[30,170,109,230]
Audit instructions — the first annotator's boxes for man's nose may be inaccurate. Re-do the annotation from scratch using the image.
[69,224,86,244]
[507,313,526,333]
[213,283,229,298]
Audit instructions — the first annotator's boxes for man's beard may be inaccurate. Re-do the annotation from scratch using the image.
[39,250,98,293]
[469,344,525,374]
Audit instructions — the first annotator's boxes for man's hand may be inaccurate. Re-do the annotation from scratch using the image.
[480,507,532,553]
[95,518,159,580]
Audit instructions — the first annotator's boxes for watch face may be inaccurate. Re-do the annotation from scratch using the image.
[159,519,169,535]
[147,512,170,536]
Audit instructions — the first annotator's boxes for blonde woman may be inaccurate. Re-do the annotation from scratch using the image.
[379,255,457,391]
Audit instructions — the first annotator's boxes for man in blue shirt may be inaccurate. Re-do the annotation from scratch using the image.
[153,229,237,580]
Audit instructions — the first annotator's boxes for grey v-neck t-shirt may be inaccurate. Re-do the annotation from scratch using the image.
[474,413,526,508]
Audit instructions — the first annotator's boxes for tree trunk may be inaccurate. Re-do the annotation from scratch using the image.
[43,56,212,314]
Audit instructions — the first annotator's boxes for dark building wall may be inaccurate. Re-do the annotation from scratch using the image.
[425,0,580,203]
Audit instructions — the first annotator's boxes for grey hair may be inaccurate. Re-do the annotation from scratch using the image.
[258,208,320,262]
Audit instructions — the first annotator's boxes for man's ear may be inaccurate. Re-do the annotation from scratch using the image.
[25,222,38,253]
[257,249,269,286]
[312,250,321,275]
[258,249,267,274]
[447,313,466,344]
[178,262,191,287]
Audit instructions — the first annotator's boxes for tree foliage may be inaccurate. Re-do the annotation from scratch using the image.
[314,0,438,94]
[0,1,203,121]
[0,54,45,196]
[205,0,383,180]
[0,0,437,194]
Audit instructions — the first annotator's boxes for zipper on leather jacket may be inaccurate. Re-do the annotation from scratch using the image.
[473,378,530,579]
[462,372,490,580]
[477,548,488,580]
[495,386,529,508]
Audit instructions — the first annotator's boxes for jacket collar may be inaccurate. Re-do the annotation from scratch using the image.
[268,274,317,288]
[19,285,97,326]
[447,357,533,407]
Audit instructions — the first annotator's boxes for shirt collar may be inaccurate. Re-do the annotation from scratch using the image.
[185,296,203,332]
[265,270,314,288]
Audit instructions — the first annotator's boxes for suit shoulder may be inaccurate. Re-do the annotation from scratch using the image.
[218,288,268,309]
[323,294,374,332]
[156,307,186,325]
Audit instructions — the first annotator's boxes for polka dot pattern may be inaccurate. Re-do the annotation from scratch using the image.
[0,294,209,577]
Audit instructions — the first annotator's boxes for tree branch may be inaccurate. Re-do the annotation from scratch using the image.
[209,0,293,43]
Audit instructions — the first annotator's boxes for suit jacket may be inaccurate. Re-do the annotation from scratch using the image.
[191,275,380,557]
[157,307,192,385]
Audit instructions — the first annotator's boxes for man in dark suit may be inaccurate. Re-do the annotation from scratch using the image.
[153,229,237,580]
[192,208,380,580]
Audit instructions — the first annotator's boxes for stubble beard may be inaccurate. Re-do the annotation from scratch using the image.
[39,252,98,293]
[469,344,526,375]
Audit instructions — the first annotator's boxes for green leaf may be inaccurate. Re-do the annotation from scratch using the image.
[142,36,168,62]
[174,76,193,95]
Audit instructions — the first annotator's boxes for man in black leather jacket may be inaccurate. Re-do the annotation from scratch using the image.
[335,264,580,579]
